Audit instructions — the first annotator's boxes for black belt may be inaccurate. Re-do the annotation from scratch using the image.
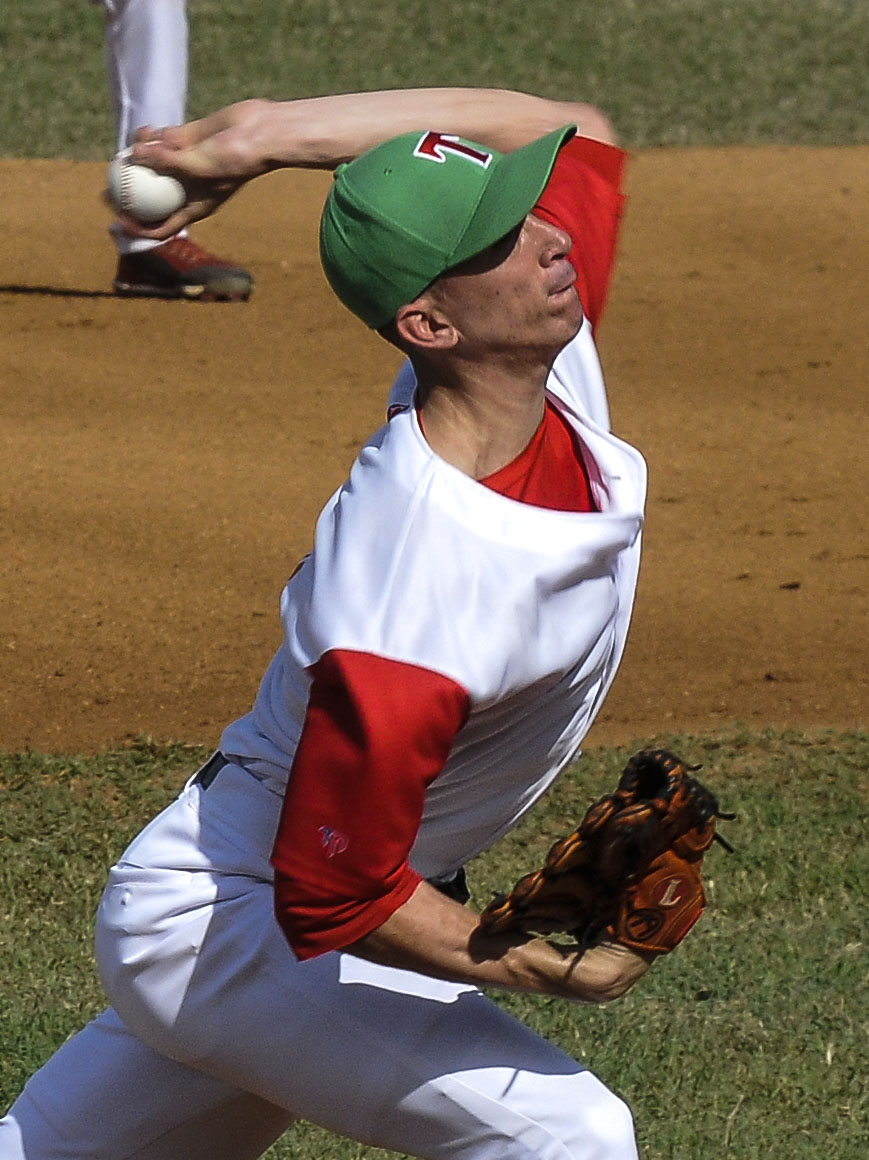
[193,750,229,790]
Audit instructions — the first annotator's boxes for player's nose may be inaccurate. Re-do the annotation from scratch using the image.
[535,217,572,265]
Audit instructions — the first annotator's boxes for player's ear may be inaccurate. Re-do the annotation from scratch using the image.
[394,296,458,352]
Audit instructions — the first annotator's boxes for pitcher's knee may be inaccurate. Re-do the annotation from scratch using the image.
[501,1071,637,1160]
[491,1071,637,1160]
[542,1074,636,1160]
[574,1086,636,1158]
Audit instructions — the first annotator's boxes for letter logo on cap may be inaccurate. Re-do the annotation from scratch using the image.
[413,132,493,168]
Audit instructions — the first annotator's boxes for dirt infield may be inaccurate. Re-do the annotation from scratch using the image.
[2,148,866,754]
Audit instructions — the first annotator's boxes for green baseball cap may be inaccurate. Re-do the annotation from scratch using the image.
[319,124,576,329]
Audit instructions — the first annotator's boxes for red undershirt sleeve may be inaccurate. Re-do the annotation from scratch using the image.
[533,135,628,331]
[271,648,471,960]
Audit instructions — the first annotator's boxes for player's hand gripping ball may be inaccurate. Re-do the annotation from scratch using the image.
[107,148,186,224]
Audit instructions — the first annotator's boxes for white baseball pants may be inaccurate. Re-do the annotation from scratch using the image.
[104,0,188,152]
[102,0,188,254]
[0,763,638,1160]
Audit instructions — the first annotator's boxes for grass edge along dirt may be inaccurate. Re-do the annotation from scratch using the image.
[1,1,868,158]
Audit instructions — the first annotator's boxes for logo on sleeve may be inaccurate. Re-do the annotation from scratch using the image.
[413,132,493,168]
[319,825,349,858]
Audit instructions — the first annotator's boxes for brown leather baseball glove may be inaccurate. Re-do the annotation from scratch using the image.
[477,748,734,955]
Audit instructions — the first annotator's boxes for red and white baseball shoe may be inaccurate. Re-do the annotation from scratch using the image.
[113,236,253,302]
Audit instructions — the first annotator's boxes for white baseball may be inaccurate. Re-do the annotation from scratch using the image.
[107,147,186,224]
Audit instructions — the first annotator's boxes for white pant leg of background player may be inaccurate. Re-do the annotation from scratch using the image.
[103,0,188,256]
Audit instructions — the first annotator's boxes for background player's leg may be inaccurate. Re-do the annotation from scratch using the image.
[0,1007,293,1160]
[104,0,188,154]
[104,0,187,262]
[101,0,252,298]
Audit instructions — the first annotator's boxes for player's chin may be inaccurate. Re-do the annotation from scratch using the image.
[549,286,583,328]
[549,299,584,347]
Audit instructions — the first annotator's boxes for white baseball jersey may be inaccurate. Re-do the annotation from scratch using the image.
[223,327,646,792]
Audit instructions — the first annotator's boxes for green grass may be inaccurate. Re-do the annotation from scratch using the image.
[2,730,866,1158]
[1,0,867,158]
